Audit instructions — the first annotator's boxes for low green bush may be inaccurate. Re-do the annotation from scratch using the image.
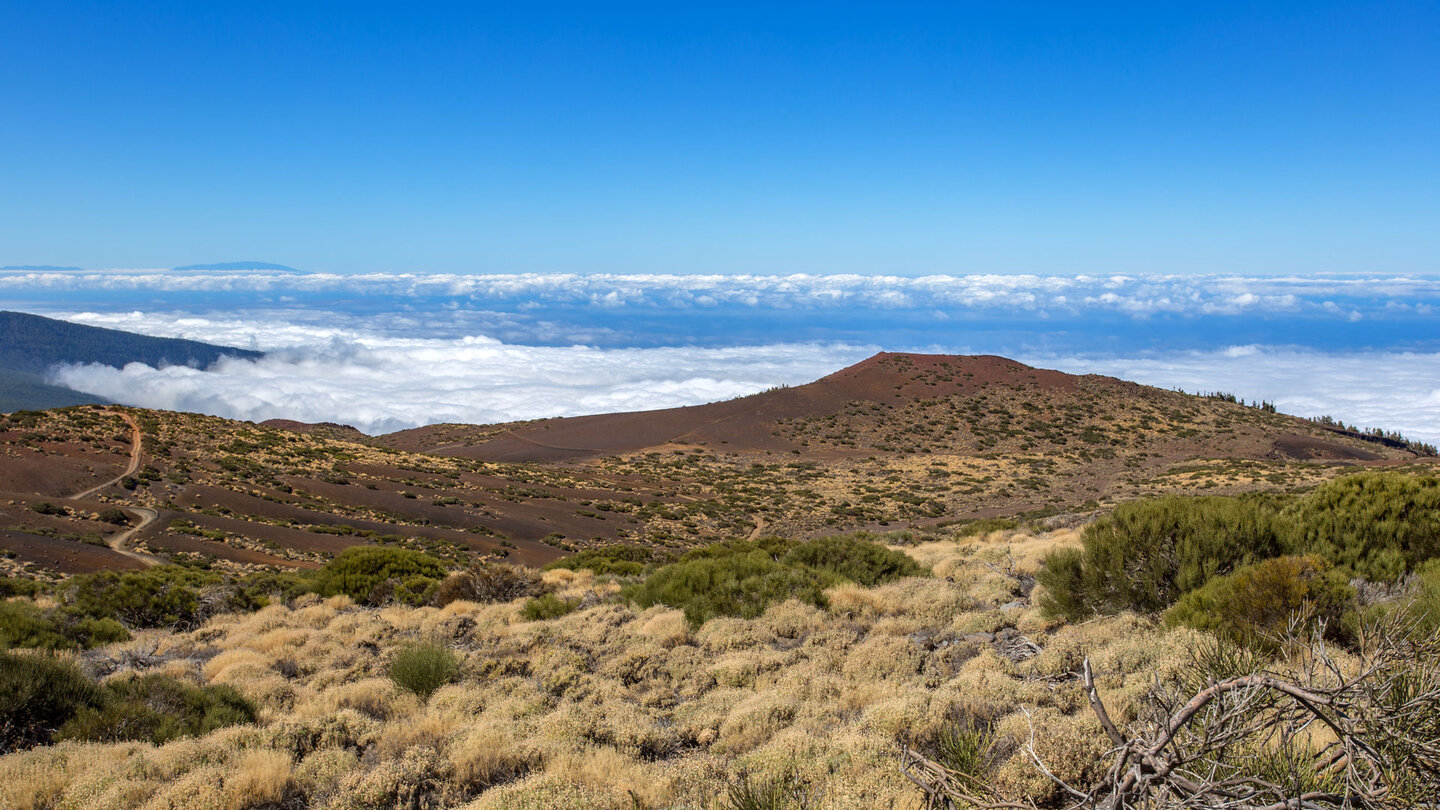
[388,642,459,700]
[0,601,70,650]
[951,517,1020,537]
[521,593,579,620]
[544,544,674,577]
[0,651,100,753]
[1038,495,1287,620]
[230,569,319,606]
[1407,560,1440,636]
[314,546,447,606]
[97,507,131,525]
[56,673,255,745]
[1163,555,1355,653]
[56,566,227,629]
[0,578,43,598]
[1039,474,1440,623]
[628,535,925,626]
[1285,472,1440,582]
[782,534,925,586]
[720,769,813,810]
[931,716,1001,786]
[629,549,828,626]
[0,601,129,651]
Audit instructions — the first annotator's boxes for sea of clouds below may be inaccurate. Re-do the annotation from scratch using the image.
[41,311,1440,443]
[7,270,1438,440]
[6,270,1440,322]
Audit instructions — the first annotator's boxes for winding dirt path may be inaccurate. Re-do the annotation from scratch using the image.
[104,507,163,567]
[72,410,142,500]
[66,410,161,567]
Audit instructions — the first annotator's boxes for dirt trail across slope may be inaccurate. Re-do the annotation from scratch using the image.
[66,410,161,567]
[71,410,142,499]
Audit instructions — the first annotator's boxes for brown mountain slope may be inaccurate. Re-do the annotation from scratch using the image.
[379,352,1399,464]
[2,353,1432,577]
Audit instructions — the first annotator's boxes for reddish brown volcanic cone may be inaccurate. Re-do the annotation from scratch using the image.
[381,353,1101,461]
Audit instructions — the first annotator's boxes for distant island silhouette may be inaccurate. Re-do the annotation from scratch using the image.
[171,261,304,273]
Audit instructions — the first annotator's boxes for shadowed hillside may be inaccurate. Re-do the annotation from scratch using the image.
[0,311,262,375]
[0,311,264,411]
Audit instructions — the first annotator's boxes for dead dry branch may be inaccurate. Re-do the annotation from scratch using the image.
[903,616,1440,809]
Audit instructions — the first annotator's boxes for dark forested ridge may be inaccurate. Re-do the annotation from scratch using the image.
[0,311,262,375]
[0,311,263,411]
[0,369,109,411]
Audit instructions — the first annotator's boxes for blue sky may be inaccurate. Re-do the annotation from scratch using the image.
[2,1,1437,275]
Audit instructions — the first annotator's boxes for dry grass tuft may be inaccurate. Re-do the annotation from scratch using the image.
[225,749,293,809]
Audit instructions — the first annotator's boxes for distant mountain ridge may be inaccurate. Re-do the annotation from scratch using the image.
[0,312,264,412]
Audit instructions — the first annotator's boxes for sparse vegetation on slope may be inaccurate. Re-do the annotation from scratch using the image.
[1,512,1438,807]
[3,356,1439,807]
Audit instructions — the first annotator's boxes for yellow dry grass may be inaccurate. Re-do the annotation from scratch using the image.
[0,529,1199,809]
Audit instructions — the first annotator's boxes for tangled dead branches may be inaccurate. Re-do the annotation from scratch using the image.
[902,616,1440,809]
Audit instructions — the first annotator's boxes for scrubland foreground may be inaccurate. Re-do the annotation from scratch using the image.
[2,472,1439,809]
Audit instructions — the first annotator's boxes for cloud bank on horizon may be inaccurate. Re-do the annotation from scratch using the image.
[37,312,1440,444]
[4,270,1437,441]
[3,269,1439,322]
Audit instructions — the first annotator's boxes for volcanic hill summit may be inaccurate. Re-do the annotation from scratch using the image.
[379,352,1390,465]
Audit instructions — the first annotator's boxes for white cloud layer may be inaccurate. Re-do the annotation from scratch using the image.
[47,321,874,434]
[39,312,1440,443]
[6,269,1440,320]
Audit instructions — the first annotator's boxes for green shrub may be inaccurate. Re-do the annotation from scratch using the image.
[0,601,71,650]
[30,501,66,516]
[57,673,255,745]
[629,549,827,626]
[67,616,130,648]
[521,593,579,620]
[56,566,225,629]
[230,569,319,606]
[1,591,134,652]
[931,717,1000,786]
[435,562,546,606]
[1387,559,1440,638]
[628,535,923,626]
[720,769,813,810]
[388,643,459,700]
[1038,495,1285,619]
[314,546,446,606]
[1033,546,1088,623]
[0,651,101,753]
[97,507,131,525]
[951,517,1020,537]
[544,544,673,576]
[781,534,925,586]
[1163,555,1355,653]
[1286,472,1440,582]
[0,578,43,598]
